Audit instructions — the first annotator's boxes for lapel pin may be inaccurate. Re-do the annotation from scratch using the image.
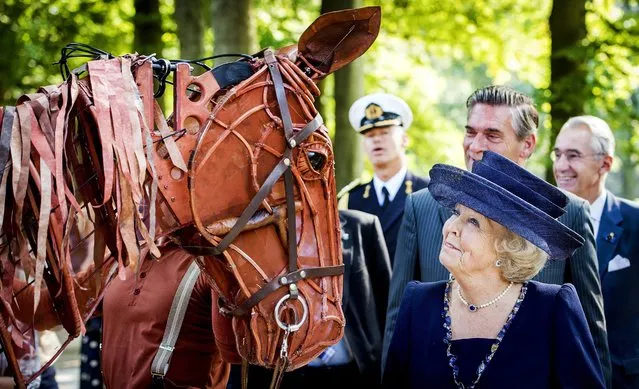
[606,232,615,242]
[405,180,413,194]
[363,184,370,199]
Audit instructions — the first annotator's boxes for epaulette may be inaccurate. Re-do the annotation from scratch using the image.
[337,178,363,210]
[337,178,362,200]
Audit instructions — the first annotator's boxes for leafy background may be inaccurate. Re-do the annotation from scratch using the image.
[1,0,637,198]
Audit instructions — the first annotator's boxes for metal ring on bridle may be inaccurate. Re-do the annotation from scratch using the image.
[274,293,308,332]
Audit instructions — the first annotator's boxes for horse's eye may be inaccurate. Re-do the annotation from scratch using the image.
[307,151,326,172]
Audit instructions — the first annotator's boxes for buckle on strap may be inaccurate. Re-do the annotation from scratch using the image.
[159,344,174,352]
[151,373,165,389]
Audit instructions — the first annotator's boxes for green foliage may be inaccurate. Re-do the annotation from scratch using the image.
[254,0,320,49]
[0,0,637,195]
[0,0,135,104]
[354,0,554,176]
[583,0,639,196]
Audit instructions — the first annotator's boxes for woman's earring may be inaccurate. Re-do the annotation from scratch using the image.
[495,259,502,267]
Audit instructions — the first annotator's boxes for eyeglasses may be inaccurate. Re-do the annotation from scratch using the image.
[550,150,605,163]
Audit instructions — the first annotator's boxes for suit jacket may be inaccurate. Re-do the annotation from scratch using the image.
[340,209,391,382]
[383,188,612,385]
[347,171,429,264]
[597,191,639,380]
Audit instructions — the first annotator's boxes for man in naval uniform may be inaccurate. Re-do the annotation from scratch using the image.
[339,93,429,265]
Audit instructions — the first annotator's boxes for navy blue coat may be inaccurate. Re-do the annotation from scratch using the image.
[384,188,610,385]
[347,171,429,264]
[597,191,639,387]
[383,281,605,389]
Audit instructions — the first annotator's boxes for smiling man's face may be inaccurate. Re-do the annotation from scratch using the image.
[553,125,609,203]
[362,125,407,169]
[463,103,535,170]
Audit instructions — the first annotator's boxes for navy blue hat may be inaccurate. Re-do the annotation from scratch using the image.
[428,151,584,260]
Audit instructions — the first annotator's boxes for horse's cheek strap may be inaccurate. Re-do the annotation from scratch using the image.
[265,50,298,277]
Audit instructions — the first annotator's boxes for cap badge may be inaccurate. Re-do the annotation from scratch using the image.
[365,103,383,120]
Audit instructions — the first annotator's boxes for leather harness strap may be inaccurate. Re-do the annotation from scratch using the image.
[265,50,298,277]
[150,259,202,387]
[227,264,344,317]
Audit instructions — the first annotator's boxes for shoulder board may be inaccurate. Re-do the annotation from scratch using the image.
[337,178,363,200]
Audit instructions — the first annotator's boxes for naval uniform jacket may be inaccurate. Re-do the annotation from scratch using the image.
[346,171,429,265]
[597,191,639,387]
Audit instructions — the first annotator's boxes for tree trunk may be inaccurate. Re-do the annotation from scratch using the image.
[211,0,254,64]
[175,0,206,61]
[321,0,363,191]
[546,0,588,182]
[133,0,163,56]
[621,154,637,199]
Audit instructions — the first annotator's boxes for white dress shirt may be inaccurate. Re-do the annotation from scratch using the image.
[372,167,407,207]
[590,191,607,238]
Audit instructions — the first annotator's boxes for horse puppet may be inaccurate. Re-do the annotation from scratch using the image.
[0,6,381,388]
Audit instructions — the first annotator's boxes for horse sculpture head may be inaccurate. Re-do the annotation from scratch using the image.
[159,7,382,369]
[0,6,381,384]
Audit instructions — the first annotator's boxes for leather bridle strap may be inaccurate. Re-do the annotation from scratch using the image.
[265,49,298,276]
[224,264,344,317]
[189,115,322,258]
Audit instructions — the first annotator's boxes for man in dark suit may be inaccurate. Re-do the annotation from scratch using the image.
[228,210,391,389]
[383,86,611,385]
[553,115,639,389]
[340,93,429,264]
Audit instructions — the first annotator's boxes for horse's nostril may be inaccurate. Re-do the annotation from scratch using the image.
[307,151,326,171]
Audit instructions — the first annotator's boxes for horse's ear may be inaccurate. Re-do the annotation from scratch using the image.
[297,6,381,75]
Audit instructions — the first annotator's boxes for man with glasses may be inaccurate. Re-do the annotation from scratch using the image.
[554,116,639,389]
[383,85,611,386]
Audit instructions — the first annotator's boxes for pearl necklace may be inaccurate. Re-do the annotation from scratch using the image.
[456,281,514,312]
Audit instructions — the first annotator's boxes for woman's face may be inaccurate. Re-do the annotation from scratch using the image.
[439,204,506,277]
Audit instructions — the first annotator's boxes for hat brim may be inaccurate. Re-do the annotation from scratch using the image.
[358,119,403,134]
[428,164,584,260]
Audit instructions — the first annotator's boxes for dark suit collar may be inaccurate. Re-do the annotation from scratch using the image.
[339,214,353,308]
[379,172,412,232]
[354,179,380,215]
[596,191,623,278]
[602,191,623,225]
[359,171,423,232]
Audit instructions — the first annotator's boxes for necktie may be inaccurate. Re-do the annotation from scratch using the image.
[381,186,390,208]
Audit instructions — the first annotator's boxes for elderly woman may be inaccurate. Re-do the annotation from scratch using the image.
[383,151,605,389]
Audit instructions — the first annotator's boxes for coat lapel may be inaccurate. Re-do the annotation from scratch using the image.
[357,180,380,215]
[379,171,413,233]
[596,191,623,279]
[339,214,353,309]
